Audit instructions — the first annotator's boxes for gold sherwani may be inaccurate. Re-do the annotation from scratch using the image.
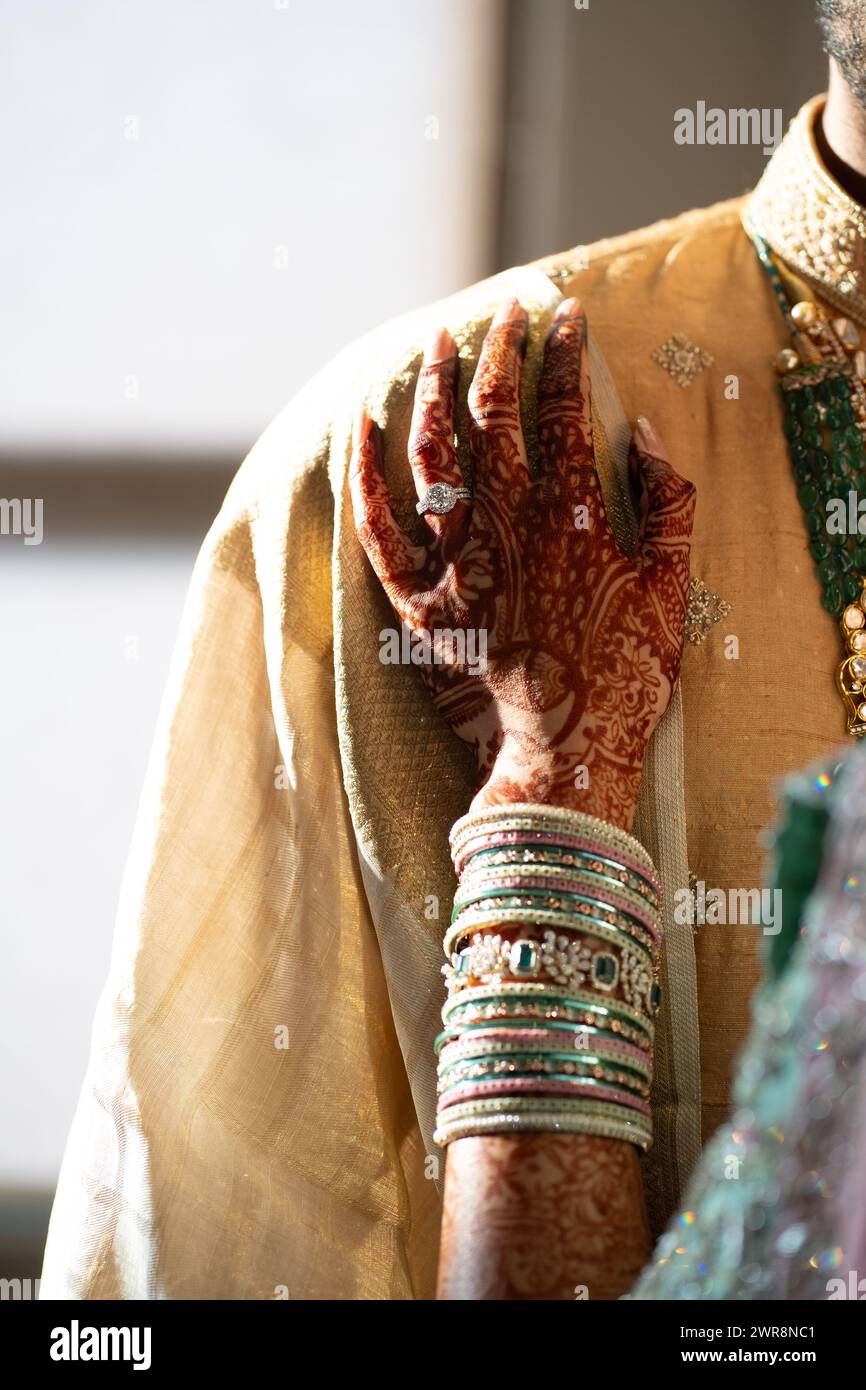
[41,95,854,1299]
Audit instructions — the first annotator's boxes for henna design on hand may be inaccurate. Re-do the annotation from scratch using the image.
[350,297,696,832]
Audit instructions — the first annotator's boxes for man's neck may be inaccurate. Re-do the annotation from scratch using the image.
[817,60,866,208]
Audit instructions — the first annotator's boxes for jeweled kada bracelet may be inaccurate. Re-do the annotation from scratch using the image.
[434,804,662,1149]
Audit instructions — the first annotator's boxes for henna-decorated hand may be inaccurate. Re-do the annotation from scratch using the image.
[350,297,695,832]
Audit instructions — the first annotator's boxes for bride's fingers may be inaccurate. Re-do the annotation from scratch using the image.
[628,414,696,614]
[536,297,613,543]
[350,408,425,609]
[468,297,530,497]
[408,328,469,539]
[537,298,593,472]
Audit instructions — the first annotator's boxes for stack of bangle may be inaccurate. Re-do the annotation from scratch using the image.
[433,803,663,1149]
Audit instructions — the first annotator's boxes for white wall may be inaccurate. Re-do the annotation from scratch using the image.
[0,0,505,454]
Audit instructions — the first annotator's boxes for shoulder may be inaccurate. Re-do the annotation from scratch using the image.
[533,194,768,420]
[218,193,757,531]
[534,195,748,295]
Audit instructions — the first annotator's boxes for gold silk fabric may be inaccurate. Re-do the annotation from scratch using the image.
[42,94,851,1299]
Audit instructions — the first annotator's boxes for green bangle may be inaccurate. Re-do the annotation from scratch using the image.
[461,843,662,906]
[438,1042,653,1082]
[441,981,655,1036]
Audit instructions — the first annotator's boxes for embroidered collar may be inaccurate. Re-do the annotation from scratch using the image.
[745,94,866,325]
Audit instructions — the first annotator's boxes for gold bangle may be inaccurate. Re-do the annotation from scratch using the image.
[434,1106,653,1149]
[435,1111,653,1148]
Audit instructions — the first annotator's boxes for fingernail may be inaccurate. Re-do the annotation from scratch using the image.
[554,296,582,322]
[491,296,525,329]
[423,326,455,364]
[634,414,666,458]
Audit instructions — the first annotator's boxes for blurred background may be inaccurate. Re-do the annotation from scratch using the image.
[0,0,827,1284]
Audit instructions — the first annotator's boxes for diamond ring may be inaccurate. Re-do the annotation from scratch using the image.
[416,482,472,516]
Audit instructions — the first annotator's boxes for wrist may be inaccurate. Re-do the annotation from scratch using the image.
[470,744,640,832]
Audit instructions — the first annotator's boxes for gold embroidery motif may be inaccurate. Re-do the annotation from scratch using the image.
[685,577,732,646]
[651,333,714,388]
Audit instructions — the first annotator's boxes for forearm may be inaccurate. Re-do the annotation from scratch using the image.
[437,1133,651,1300]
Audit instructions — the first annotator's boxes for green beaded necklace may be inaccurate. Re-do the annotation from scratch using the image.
[750,226,866,735]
